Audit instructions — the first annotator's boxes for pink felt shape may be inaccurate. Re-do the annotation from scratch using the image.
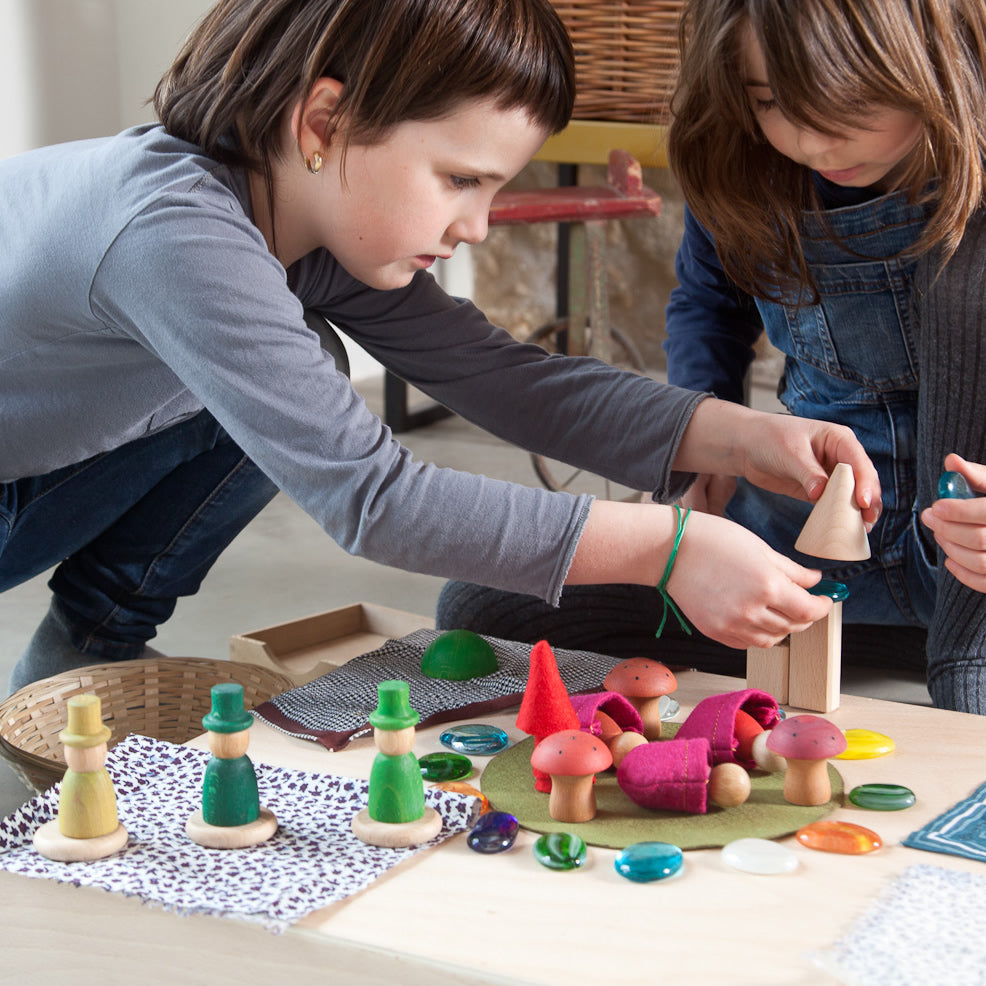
[569,691,644,737]
[616,737,713,814]
[675,689,780,770]
[515,640,579,793]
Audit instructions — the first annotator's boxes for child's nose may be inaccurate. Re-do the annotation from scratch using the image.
[796,126,844,156]
[448,206,489,246]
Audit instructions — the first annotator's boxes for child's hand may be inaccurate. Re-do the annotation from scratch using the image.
[679,473,736,517]
[921,453,986,593]
[667,510,831,649]
[735,410,882,531]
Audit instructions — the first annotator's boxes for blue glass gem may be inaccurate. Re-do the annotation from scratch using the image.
[809,579,850,602]
[939,471,975,499]
[418,751,472,781]
[439,723,509,756]
[467,811,519,854]
[848,783,916,811]
[614,841,684,883]
[533,832,587,871]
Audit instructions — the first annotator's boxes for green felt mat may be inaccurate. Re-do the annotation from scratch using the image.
[480,724,841,850]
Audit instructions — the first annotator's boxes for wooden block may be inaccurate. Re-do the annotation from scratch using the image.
[746,642,790,705]
[788,603,843,713]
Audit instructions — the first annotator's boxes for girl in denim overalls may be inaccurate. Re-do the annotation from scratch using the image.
[659,0,986,713]
[437,0,986,714]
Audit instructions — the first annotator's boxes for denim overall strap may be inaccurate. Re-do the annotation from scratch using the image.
[726,189,937,625]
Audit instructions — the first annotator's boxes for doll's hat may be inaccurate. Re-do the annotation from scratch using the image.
[59,693,112,748]
[368,680,419,731]
[201,682,254,733]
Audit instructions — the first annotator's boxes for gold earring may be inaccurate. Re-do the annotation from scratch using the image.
[306,150,323,175]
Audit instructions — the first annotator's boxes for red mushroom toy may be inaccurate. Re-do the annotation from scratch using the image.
[602,658,677,740]
[765,715,847,806]
[530,730,613,822]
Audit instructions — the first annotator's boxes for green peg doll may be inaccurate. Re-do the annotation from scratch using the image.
[352,680,442,848]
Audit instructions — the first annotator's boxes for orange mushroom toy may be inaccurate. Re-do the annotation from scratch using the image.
[602,658,677,740]
[765,714,847,806]
[530,730,613,823]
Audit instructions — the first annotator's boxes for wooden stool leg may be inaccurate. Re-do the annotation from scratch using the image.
[788,603,843,713]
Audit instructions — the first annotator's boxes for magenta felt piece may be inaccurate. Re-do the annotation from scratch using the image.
[617,737,712,814]
[675,689,780,769]
[569,692,643,736]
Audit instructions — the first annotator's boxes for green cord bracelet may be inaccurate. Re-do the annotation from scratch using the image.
[655,504,692,638]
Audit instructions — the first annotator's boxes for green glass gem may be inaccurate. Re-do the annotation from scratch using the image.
[420,630,499,681]
[533,832,587,871]
[848,783,915,811]
[939,470,975,499]
[809,579,849,602]
[418,751,472,781]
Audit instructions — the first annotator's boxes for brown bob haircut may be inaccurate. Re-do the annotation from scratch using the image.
[155,0,574,219]
[668,0,986,301]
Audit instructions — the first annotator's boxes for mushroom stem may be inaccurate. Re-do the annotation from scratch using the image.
[547,774,597,823]
[782,757,833,806]
[631,696,663,740]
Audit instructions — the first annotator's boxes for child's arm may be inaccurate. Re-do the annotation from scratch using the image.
[921,453,986,593]
[673,398,882,526]
[568,498,830,649]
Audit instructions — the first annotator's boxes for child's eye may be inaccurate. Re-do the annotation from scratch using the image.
[754,97,777,112]
[450,175,481,190]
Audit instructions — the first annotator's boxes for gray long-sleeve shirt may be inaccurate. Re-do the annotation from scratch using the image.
[1,124,705,602]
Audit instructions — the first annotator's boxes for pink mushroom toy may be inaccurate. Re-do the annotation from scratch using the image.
[765,715,847,806]
[602,658,677,740]
[530,730,613,822]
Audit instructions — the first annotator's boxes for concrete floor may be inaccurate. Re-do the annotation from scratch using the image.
[0,373,930,818]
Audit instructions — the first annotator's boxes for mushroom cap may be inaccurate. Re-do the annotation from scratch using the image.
[603,658,677,699]
[765,714,847,760]
[530,729,613,777]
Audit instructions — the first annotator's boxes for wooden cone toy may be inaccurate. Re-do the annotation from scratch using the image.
[795,463,870,561]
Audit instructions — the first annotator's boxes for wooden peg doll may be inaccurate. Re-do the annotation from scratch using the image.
[186,682,277,849]
[33,693,129,861]
[352,680,442,848]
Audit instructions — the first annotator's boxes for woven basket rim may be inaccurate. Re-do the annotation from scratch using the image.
[0,657,292,794]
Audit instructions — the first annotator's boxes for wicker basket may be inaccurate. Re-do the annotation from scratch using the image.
[553,0,685,124]
[0,658,293,795]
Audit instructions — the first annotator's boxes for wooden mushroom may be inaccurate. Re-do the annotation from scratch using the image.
[530,730,612,823]
[765,715,847,806]
[602,659,677,740]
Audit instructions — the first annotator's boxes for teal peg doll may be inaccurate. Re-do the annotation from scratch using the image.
[186,682,277,849]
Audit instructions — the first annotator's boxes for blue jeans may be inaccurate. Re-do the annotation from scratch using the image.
[0,409,277,658]
[727,188,938,627]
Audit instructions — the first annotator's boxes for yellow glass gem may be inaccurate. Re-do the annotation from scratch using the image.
[835,728,895,760]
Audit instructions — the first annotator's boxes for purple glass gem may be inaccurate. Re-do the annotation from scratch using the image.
[467,811,519,854]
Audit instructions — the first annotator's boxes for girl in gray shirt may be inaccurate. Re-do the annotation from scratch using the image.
[0,0,879,691]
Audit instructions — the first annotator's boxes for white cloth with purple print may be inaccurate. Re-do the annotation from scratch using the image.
[0,734,479,932]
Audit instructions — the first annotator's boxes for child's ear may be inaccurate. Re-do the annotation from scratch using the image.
[292,77,345,155]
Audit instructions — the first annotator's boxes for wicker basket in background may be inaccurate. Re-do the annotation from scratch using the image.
[553,0,685,124]
[0,658,292,794]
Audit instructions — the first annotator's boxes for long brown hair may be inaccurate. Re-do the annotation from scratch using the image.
[154,0,574,232]
[668,0,986,301]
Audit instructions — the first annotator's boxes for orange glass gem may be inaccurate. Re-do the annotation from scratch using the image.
[796,820,882,855]
[431,780,490,813]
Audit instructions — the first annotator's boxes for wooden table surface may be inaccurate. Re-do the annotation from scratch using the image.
[3,670,985,986]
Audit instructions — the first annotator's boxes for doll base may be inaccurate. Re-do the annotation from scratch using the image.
[351,806,442,848]
[33,820,129,862]
[186,807,278,848]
